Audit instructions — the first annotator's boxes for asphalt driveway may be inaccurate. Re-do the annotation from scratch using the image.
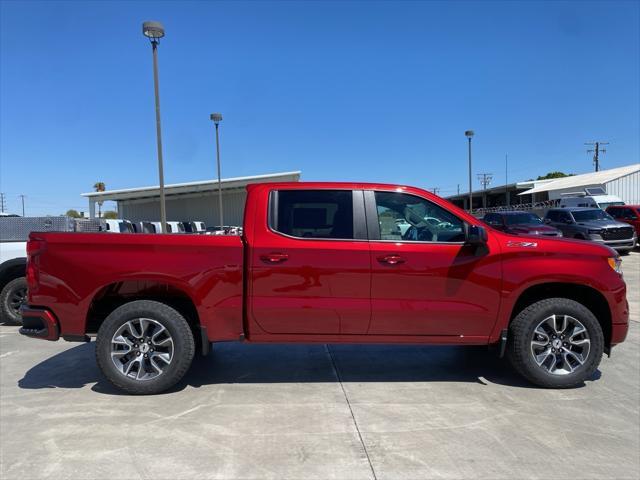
[1,252,639,479]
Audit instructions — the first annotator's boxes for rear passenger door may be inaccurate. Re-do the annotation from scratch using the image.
[249,189,371,335]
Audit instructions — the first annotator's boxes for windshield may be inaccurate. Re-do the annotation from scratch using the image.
[505,213,543,225]
[572,209,614,222]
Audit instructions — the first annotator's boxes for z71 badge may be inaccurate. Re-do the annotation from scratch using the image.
[506,240,538,248]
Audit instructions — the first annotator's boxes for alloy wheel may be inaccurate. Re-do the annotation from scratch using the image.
[530,314,591,375]
[110,318,174,381]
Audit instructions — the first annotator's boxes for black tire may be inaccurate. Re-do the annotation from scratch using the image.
[507,298,604,388]
[96,300,195,395]
[0,277,27,325]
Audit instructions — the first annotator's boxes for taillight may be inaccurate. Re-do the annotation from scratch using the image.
[26,237,45,291]
[27,238,44,256]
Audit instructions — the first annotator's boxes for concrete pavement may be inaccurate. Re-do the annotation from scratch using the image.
[1,251,639,479]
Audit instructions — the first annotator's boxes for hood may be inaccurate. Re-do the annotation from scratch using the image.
[507,224,559,234]
[575,220,631,229]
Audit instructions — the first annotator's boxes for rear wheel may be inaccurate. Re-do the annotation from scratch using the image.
[96,300,195,395]
[0,277,27,325]
[507,298,604,388]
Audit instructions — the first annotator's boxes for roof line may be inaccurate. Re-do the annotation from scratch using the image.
[81,171,302,197]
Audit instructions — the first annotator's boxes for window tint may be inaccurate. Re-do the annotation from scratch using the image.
[546,211,559,222]
[505,213,543,225]
[484,214,501,226]
[273,190,354,239]
[374,191,465,242]
[572,209,613,222]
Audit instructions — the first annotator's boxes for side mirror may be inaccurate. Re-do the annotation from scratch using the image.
[466,225,488,245]
[543,218,551,224]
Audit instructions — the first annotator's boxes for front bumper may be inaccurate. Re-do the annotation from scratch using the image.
[19,306,60,341]
[589,234,637,251]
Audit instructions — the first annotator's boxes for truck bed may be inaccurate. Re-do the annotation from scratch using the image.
[28,232,244,342]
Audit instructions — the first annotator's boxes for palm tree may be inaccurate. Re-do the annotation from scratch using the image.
[93,182,106,218]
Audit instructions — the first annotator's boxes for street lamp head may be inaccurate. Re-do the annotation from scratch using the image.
[465,130,475,138]
[210,113,223,124]
[142,21,165,40]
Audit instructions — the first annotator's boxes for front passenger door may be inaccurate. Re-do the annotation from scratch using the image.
[367,190,501,337]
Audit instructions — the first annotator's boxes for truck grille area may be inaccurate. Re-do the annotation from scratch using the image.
[601,227,634,241]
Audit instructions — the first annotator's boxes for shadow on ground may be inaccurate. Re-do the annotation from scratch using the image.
[18,341,597,395]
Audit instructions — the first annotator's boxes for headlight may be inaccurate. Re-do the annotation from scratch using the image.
[607,256,623,275]
[557,231,563,237]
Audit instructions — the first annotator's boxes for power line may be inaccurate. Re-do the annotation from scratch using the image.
[477,173,493,209]
[477,173,493,190]
[585,141,608,172]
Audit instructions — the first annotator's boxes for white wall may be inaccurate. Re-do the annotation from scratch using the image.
[606,171,640,204]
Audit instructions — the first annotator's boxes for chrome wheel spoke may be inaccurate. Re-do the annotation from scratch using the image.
[535,348,553,368]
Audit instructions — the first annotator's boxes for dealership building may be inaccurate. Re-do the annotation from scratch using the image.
[82,171,301,227]
[446,163,639,210]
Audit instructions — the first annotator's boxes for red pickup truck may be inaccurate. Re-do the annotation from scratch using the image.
[22,182,629,394]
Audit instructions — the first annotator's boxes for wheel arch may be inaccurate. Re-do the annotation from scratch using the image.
[0,258,26,292]
[509,282,612,348]
[85,280,201,340]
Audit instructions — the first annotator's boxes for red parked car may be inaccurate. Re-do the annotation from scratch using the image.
[483,211,562,237]
[22,182,629,394]
[606,205,640,245]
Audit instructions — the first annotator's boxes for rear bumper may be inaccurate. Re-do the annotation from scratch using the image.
[19,306,60,341]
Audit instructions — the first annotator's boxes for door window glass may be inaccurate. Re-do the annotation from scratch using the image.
[273,190,354,239]
[374,191,464,242]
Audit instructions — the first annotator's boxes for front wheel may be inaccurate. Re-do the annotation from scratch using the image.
[96,300,195,395]
[507,298,604,388]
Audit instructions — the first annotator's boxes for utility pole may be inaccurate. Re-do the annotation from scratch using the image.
[505,154,509,206]
[18,195,25,216]
[431,187,440,195]
[0,193,6,213]
[585,141,608,172]
[477,173,493,208]
[457,184,460,195]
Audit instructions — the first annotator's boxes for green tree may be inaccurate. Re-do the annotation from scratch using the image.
[93,182,106,218]
[537,171,574,180]
[103,211,118,219]
[65,209,81,218]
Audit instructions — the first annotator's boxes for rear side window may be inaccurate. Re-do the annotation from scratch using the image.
[272,190,354,239]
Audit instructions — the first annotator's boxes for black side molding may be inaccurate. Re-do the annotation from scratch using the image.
[199,326,210,356]
[498,329,508,358]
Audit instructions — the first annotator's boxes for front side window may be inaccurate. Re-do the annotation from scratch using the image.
[374,191,465,242]
[273,190,354,239]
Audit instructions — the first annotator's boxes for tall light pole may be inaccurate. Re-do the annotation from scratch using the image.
[143,21,167,233]
[465,130,474,212]
[210,113,224,230]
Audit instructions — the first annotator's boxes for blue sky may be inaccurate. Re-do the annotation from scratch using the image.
[1,0,638,215]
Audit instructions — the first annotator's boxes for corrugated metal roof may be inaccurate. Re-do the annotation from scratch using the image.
[81,171,302,202]
[519,164,639,195]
